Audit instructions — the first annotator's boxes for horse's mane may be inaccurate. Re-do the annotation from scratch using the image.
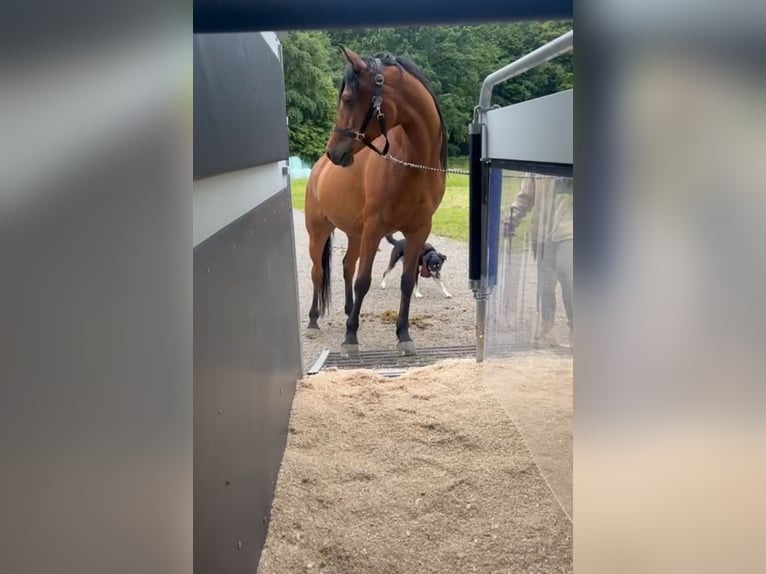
[338,52,448,170]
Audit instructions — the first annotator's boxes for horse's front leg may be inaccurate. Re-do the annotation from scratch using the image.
[342,236,360,316]
[396,228,430,356]
[341,229,380,357]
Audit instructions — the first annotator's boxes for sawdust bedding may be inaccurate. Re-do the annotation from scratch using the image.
[258,359,572,574]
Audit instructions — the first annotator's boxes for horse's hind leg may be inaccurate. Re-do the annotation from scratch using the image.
[306,219,334,338]
[342,236,360,316]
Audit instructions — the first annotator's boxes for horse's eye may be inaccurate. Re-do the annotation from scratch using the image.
[341,95,353,106]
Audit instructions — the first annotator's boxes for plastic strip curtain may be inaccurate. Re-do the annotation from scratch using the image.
[482,166,574,521]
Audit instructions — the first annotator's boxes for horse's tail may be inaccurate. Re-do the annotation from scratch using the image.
[318,233,332,316]
[385,234,397,246]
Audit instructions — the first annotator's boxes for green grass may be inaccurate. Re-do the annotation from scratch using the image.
[290,177,308,211]
[289,157,529,242]
[435,172,470,241]
[290,173,470,241]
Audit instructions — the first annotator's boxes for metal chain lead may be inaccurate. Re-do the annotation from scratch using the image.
[382,153,470,175]
[382,153,553,179]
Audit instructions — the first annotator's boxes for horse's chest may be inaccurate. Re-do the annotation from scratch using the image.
[378,200,433,227]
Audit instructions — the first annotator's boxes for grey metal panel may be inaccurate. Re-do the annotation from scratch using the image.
[194,187,302,574]
[193,32,289,180]
[0,120,192,574]
[485,89,573,165]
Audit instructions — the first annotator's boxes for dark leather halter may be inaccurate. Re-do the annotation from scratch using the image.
[332,58,391,156]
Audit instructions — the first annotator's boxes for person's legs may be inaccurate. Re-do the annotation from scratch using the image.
[535,240,559,347]
[555,238,574,346]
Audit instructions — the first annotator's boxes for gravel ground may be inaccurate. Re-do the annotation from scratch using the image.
[293,210,476,369]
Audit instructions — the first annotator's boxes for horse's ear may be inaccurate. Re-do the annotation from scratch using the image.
[339,45,366,74]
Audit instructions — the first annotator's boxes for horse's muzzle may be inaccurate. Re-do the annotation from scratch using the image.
[327,149,354,167]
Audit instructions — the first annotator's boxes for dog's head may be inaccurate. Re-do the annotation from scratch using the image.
[423,251,447,279]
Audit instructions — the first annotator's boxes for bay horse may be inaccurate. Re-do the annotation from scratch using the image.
[304,47,447,357]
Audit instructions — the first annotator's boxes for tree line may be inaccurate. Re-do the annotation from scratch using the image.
[281,22,573,163]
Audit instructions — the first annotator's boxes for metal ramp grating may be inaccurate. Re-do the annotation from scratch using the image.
[308,345,477,375]
[307,343,571,375]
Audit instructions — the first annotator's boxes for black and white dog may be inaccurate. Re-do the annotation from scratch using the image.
[380,234,452,298]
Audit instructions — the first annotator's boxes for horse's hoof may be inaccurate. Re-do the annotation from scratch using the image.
[397,341,417,356]
[341,343,360,358]
[305,327,320,339]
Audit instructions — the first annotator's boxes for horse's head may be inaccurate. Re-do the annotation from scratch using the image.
[326,47,397,167]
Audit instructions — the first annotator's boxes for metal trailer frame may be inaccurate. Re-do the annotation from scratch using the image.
[468,30,574,362]
[193,31,304,573]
